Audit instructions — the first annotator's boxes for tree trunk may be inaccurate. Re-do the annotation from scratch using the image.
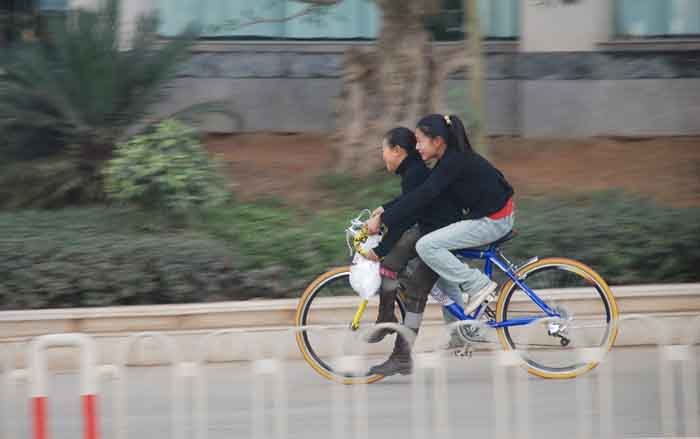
[332,1,470,174]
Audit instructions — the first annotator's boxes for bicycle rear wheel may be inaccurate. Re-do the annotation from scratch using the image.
[295,267,406,384]
[495,257,619,379]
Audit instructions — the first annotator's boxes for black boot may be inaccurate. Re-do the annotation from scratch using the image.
[366,288,398,343]
[367,329,416,376]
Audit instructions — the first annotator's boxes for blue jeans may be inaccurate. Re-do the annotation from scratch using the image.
[416,214,515,294]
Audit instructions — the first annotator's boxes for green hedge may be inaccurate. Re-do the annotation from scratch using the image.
[197,189,700,288]
[1,190,698,310]
[502,192,700,285]
[104,120,230,213]
[0,208,291,310]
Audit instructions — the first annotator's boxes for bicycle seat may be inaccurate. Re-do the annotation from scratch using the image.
[463,229,518,251]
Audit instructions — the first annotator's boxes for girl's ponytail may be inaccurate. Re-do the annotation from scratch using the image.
[416,114,473,153]
[446,115,473,153]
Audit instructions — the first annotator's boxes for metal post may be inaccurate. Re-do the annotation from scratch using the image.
[29,333,99,439]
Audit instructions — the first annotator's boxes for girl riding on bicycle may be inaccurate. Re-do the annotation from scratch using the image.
[362,127,465,348]
[367,114,515,377]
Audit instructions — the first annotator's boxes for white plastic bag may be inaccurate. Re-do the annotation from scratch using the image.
[349,234,382,299]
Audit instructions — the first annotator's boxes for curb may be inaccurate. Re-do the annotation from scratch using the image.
[1,283,698,369]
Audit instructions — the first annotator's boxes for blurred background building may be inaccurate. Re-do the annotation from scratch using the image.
[3,0,699,137]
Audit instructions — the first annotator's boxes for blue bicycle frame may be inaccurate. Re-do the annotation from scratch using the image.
[444,245,561,328]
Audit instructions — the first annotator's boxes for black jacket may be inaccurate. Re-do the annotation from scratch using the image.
[381,148,514,231]
[373,154,463,258]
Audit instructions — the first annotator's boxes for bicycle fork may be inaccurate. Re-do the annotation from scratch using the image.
[350,299,368,330]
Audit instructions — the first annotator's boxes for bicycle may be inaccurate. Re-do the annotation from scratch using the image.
[295,210,619,384]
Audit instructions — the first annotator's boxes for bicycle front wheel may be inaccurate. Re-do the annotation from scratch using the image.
[295,267,406,384]
[495,257,619,379]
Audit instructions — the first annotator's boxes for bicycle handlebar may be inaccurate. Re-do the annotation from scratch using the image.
[352,225,372,258]
[346,209,386,259]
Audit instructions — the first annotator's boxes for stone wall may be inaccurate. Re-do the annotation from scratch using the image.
[152,45,700,137]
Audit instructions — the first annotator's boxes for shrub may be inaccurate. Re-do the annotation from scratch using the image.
[201,190,700,287]
[0,208,289,310]
[1,190,697,310]
[104,120,231,213]
[0,0,196,205]
[0,157,104,209]
[503,191,700,285]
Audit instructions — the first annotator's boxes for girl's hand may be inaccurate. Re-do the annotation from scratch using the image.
[371,206,384,217]
[365,248,380,262]
[367,214,382,235]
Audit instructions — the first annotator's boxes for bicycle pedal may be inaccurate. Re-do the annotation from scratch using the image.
[453,344,474,358]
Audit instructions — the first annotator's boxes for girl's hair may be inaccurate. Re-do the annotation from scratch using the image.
[384,127,419,158]
[416,114,473,152]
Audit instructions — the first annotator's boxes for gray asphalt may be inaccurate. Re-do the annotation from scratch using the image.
[3,346,699,439]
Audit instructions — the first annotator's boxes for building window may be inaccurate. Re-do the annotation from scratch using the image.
[477,0,519,39]
[430,0,519,41]
[157,0,379,40]
[616,0,700,38]
[157,0,519,41]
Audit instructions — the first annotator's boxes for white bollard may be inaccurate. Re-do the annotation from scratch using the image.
[118,332,182,439]
[97,364,123,439]
[28,333,99,439]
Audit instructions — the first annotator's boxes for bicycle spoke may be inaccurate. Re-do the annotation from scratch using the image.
[296,269,405,383]
[497,259,617,377]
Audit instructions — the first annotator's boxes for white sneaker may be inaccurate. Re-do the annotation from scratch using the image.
[463,281,497,315]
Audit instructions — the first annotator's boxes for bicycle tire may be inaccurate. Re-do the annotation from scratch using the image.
[495,257,619,379]
[295,267,406,384]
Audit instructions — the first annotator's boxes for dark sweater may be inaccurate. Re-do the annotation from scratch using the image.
[373,154,463,258]
[381,148,514,231]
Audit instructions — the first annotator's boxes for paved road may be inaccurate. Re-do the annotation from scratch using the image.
[3,346,699,439]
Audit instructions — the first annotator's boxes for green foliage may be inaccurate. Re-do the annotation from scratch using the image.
[1,189,697,310]
[0,157,104,208]
[195,179,700,289]
[0,0,197,206]
[104,120,231,213]
[200,202,345,281]
[196,189,700,287]
[316,172,401,210]
[0,208,288,310]
[0,0,196,156]
[502,191,700,285]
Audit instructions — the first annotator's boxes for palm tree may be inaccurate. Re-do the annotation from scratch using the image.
[0,0,197,206]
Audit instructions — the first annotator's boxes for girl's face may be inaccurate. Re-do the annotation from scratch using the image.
[381,138,407,173]
[415,128,445,162]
